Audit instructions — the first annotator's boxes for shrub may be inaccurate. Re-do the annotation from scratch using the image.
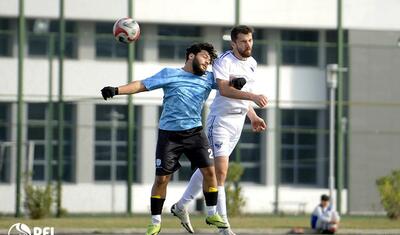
[58,207,69,217]
[24,184,53,219]
[225,162,246,217]
[376,170,400,219]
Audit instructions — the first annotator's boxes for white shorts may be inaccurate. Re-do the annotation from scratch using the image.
[206,114,246,157]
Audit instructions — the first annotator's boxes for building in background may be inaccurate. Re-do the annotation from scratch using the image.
[0,0,399,215]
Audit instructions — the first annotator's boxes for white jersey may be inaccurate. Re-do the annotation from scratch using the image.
[209,50,257,117]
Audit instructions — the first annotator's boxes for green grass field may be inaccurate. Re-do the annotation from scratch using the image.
[1,214,399,230]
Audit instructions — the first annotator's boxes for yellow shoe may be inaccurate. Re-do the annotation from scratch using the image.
[205,214,229,229]
[145,224,161,235]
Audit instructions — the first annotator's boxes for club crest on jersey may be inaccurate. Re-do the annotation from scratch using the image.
[214,141,223,150]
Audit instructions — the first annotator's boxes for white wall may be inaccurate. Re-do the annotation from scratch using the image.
[0,0,235,25]
[242,0,337,29]
[255,66,327,109]
[343,0,400,31]
[135,0,235,25]
[279,67,326,109]
[243,0,400,31]
[0,184,347,214]
[0,58,326,109]
[0,185,15,213]
[1,0,399,30]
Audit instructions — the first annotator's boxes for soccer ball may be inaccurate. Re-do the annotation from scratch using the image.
[113,17,140,43]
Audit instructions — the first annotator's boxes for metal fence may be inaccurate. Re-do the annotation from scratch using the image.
[0,25,399,216]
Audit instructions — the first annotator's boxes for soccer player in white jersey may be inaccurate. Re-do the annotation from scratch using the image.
[101,43,230,235]
[172,25,268,235]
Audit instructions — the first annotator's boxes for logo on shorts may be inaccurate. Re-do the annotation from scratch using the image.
[155,159,162,168]
[214,141,223,150]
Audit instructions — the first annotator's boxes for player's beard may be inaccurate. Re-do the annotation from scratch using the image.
[192,57,206,76]
[238,46,252,58]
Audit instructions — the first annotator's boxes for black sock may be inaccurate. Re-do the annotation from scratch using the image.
[203,191,218,206]
[151,197,165,215]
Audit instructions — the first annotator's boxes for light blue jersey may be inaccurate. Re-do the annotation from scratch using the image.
[142,68,217,131]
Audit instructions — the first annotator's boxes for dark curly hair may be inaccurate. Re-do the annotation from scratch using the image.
[231,25,254,42]
[185,42,217,64]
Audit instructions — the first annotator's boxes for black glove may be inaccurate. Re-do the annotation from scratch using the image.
[101,86,119,100]
[230,77,247,90]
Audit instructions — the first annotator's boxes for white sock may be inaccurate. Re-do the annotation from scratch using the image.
[206,205,217,216]
[151,214,161,225]
[176,168,203,210]
[217,185,230,226]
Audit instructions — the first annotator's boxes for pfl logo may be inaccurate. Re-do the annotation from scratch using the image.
[8,223,55,235]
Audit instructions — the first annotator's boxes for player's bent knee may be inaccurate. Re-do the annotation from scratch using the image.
[215,167,228,181]
[154,175,170,186]
[199,166,216,179]
[217,171,227,177]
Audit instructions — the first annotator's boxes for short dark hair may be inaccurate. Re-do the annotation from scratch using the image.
[185,42,217,63]
[321,194,330,201]
[230,25,254,42]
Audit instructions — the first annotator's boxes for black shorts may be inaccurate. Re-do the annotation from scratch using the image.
[155,126,214,176]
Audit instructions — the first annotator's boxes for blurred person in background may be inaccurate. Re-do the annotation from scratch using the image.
[311,194,341,234]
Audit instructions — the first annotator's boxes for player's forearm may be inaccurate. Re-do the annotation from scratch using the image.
[219,83,255,101]
[223,88,255,100]
[217,78,268,108]
[247,105,258,121]
[118,80,147,95]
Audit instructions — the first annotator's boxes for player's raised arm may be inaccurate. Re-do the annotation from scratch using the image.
[100,80,148,100]
[217,78,268,108]
[117,80,148,95]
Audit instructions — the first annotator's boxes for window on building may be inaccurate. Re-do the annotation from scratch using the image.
[158,25,202,61]
[0,103,11,183]
[230,109,266,183]
[27,103,75,182]
[0,18,12,57]
[94,105,139,182]
[281,30,319,66]
[27,19,78,58]
[325,30,348,66]
[95,22,143,60]
[222,28,268,65]
[281,109,319,185]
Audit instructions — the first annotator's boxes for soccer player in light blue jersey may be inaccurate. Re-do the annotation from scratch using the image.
[101,43,228,235]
